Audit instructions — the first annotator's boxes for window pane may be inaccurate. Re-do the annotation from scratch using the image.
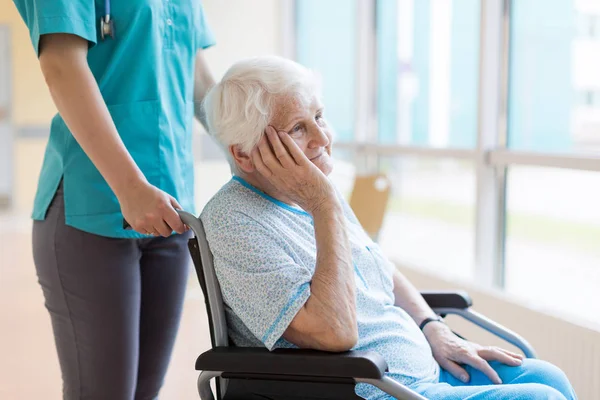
[329,149,359,198]
[296,0,357,142]
[378,158,476,279]
[509,0,600,154]
[505,167,600,327]
[376,0,480,147]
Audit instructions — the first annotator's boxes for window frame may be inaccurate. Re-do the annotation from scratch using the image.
[283,0,600,290]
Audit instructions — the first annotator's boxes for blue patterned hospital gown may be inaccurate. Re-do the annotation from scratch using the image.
[201,176,440,399]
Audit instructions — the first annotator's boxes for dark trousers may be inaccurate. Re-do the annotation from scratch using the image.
[32,184,191,400]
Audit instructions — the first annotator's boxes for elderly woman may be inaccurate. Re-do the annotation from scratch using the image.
[200,56,576,400]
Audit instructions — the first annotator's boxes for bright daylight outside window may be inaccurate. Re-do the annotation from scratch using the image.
[296,0,357,143]
[295,0,600,327]
[376,0,480,279]
[378,157,476,281]
[506,0,600,326]
[505,167,600,325]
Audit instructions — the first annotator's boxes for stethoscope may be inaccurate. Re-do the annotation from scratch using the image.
[100,0,115,40]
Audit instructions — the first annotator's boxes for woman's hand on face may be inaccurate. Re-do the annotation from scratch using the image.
[118,181,187,237]
[251,126,336,215]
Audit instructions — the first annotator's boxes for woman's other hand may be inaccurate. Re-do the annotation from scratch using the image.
[424,321,524,385]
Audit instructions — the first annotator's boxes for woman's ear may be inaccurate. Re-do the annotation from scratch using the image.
[229,145,254,173]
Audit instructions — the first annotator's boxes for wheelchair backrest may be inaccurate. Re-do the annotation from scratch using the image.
[185,216,229,349]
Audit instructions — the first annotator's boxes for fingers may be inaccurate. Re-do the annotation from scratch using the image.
[171,197,190,233]
[257,134,281,171]
[254,126,314,174]
[169,197,189,232]
[277,129,310,166]
[163,199,185,234]
[498,348,525,360]
[479,347,523,366]
[131,218,155,235]
[464,354,502,384]
[251,147,273,178]
[153,219,173,237]
[439,359,470,384]
[122,183,190,236]
[170,196,182,211]
[444,351,502,385]
[266,126,296,168]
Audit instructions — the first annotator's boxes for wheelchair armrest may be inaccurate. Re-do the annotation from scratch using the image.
[421,290,473,310]
[195,346,388,379]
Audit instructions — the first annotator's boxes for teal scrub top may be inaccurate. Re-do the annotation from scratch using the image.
[12,0,216,238]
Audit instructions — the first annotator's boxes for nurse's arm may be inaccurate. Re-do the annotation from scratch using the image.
[37,33,185,235]
[193,50,216,131]
[38,34,146,197]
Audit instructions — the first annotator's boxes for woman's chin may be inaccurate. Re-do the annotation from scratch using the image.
[313,155,333,176]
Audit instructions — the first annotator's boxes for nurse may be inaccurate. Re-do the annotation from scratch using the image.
[12,1,216,399]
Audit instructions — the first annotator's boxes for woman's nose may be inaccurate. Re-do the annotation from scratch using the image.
[309,125,330,148]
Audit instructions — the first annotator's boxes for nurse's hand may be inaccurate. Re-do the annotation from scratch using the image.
[118,181,187,236]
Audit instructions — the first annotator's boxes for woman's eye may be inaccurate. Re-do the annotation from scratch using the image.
[293,124,303,132]
[316,113,325,123]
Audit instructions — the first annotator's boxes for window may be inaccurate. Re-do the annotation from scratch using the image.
[378,157,476,280]
[509,0,600,154]
[291,0,600,324]
[295,0,357,142]
[376,0,481,147]
[328,149,360,197]
[505,166,600,323]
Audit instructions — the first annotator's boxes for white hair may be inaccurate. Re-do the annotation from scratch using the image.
[203,56,321,156]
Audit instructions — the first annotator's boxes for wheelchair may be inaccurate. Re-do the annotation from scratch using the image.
[177,211,537,400]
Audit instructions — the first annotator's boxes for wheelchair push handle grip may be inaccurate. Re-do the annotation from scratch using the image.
[123,218,133,230]
[122,209,195,231]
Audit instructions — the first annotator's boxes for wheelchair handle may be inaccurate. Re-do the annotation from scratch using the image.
[122,209,197,231]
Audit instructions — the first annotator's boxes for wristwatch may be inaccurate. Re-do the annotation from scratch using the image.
[419,316,445,331]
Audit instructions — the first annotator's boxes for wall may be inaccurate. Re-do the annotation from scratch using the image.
[0,0,284,128]
[202,0,283,79]
[0,0,55,126]
[1,25,12,205]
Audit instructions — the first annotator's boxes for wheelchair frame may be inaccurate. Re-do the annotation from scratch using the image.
[178,211,536,400]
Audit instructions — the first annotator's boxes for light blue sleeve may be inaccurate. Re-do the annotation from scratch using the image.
[206,213,312,350]
[195,1,216,50]
[12,0,97,56]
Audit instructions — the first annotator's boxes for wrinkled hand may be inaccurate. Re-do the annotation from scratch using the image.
[424,322,524,384]
[251,126,336,215]
[118,180,187,236]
